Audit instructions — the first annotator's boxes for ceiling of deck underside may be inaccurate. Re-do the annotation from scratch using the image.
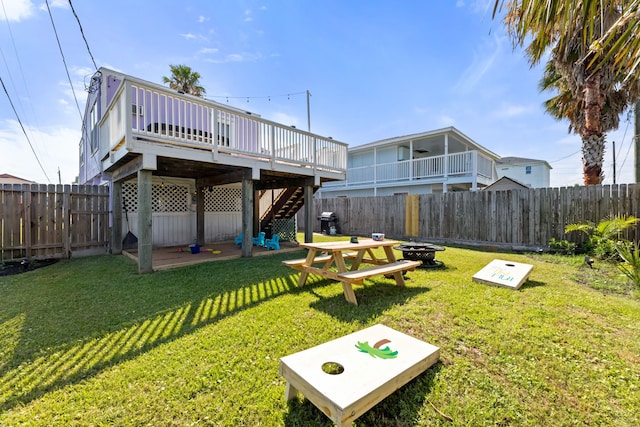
[109,154,330,187]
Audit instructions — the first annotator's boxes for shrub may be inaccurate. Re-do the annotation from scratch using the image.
[548,238,576,255]
[616,241,640,290]
[565,216,640,260]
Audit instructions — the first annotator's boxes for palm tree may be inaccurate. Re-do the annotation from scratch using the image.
[162,65,206,97]
[492,1,640,83]
[493,1,640,184]
[539,54,633,183]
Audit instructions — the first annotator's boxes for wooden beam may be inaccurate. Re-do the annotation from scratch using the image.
[198,169,252,187]
[255,176,315,190]
[110,155,143,182]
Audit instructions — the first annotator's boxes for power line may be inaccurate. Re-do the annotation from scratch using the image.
[0,0,44,159]
[67,0,97,70]
[45,0,83,121]
[0,76,51,183]
[549,150,580,163]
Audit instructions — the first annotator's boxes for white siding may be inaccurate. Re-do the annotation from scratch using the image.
[497,163,550,188]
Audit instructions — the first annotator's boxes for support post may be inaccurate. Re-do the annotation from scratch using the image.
[241,178,254,257]
[111,180,123,255]
[304,183,314,243]
[137,170,153,273]
[196,183,205,245]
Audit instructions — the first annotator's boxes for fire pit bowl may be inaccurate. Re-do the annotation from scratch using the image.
[394,242,445,268]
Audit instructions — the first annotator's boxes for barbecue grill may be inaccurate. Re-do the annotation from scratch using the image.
[318,211,339,234]
[394,242,445,268]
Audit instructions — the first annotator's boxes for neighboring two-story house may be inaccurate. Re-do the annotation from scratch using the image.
[495,156,552,188]
[316,127,500,198]
[79,67,347,272]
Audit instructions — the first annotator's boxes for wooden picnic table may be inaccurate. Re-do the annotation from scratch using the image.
[283,238,420,305]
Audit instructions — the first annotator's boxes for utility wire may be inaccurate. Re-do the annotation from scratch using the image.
[1,0,43,157]
[0,76,51,183]
[67,0,97,70]
[45,0,83,121]
[549,150,580,163]
[0,0,37,121]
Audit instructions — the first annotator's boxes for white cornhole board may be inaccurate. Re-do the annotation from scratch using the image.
[279,324,440,427]
[472,259,533,289]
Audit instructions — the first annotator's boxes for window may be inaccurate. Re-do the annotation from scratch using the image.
[89,102,99,153]
[525,166,532,175]
[217,112,234,147]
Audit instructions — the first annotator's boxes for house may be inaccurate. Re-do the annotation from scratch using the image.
[483,176,530,191]
[495,156,551,188]
[315,127,499,198]
[0,174,35,185]
[79,67,347,272]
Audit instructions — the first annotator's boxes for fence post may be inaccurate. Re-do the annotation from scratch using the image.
[63,185,71,258]
[24,184,32,259]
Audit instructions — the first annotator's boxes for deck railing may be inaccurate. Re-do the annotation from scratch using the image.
[324,150,495,187]
[100,79,347,174]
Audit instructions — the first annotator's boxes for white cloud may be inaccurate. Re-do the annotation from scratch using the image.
[492,103,535,118]
[1,0,34,21]
[244,9,253,22]
[179,33,208,42]
[0,120,80,184]
[198,47,219,55]
[454,35,504,93]
[204,52,263,64]
[270,112,298,128]
[37,0,68,12]
[197,15,209,23]
[437,115,456,127]
[463,0,493,15]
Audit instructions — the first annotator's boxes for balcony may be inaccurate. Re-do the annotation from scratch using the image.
[322,151,495,188]
[98,77,347,180]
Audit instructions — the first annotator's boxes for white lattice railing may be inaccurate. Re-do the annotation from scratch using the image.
[325,150,494,187]
[101,79,347,174]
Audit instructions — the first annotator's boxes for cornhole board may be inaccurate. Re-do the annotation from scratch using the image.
[279,324,440,427]
[472,259,533,290]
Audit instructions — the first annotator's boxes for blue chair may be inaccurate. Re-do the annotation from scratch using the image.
[265,233,281,250]
[234,232,243,247]
[252,231,266,247]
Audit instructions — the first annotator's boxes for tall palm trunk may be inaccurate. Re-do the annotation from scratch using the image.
[582,70,606,185]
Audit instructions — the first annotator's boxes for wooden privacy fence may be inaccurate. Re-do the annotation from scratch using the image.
[1,184,110,261]
[305,184,640,249]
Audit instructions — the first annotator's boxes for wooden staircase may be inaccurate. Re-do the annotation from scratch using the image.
[259,187,317,231]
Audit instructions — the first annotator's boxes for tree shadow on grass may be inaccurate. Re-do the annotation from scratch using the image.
[0,252,306,412]
[283,361,443,426]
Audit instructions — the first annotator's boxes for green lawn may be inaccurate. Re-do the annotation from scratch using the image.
[1,235,639,426]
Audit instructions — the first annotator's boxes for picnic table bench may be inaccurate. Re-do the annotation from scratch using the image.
[282,239,419,305]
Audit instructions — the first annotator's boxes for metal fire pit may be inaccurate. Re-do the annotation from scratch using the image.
[394,242,445,268]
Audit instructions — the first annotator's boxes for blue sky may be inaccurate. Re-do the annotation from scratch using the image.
[0,0,636,186]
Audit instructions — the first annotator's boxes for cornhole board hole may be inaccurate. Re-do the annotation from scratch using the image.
[472,259,533,290]
[279,324,440,427]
